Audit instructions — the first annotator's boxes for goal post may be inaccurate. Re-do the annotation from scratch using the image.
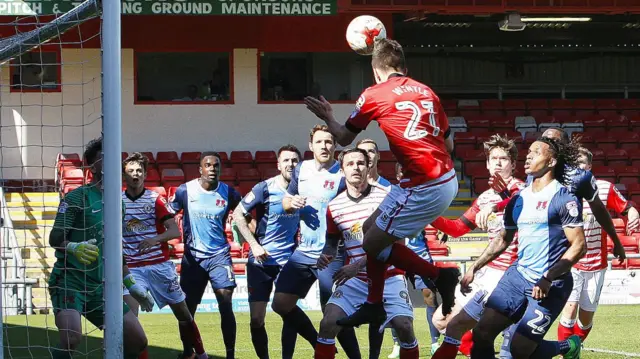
[0,0,124,356]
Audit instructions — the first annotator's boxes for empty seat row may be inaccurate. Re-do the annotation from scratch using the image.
[444,98,640,117]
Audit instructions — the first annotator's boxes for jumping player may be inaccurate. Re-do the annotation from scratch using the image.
[232,145,302,359]
[429,134,523,359]
[557,147,639,343]
[356,138,392,188]
[388,162,440,358]
[170,152,241,359]
[272,125,361,359]
[467,137,585,359]
[121,152,208,359]
[304,38,460,329]
[315,148,417,359]
[48,137,151,359]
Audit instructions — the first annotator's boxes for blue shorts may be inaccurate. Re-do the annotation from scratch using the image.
[246,260,281,303]
[180,250,236,306]
[485,266,573,343]
[376,170,458,239]
[274,248,346,303]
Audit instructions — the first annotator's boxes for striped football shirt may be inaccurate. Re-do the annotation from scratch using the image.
[122,189,174,267]
[326,185,402,282]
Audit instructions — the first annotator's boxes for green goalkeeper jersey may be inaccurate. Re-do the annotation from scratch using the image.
[49,184,121,291]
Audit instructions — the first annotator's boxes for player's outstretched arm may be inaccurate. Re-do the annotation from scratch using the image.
[304,96,357,146]
[470,228,515,274]
[232,205,268,262]
[590,196,626,261]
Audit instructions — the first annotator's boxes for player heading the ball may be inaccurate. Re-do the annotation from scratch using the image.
[304,37,460,334]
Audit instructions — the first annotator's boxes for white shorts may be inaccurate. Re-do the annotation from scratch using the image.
[123,261,185,309]
[376,169,458,239]
[328,275,414,332]
[456,266,505,321]
[567,268,605,312]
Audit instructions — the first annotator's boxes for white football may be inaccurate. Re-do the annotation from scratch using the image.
[346,15,387,56]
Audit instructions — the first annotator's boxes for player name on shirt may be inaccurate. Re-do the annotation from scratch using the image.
[327,185,401,282]
[391,85,432,97]
[122,189,174,267]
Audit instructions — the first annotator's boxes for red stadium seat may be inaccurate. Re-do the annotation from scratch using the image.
[617,167,640,186]
[626,258,640,270]
[627,149,640,167]
[481,99,504,115]
[617,132,640,151]
[304,151,314,160]
[591,166,617,183]
[582,115,607,132]
[454,132,478,158]
[627,184,640,205]
[524,131,542,146]
[527,99,549,116]
[180,151,201,164]
[503,99,526,113]
[238,168,261,181]
[465,115,492,131]
[629,116,640,131]
[141,152,156,164]
[607,115,629,132]
[618,99,639,110]
[589,132,617,151]
[230,150,253,164]
[613,218,626,236]
[334,150,342,160]
[57,152,81,164]
[378,162,397,180]
[231,163,254,170]
[590,149,606,167]
[572,99,595,112]
[261,167,280,180]
[620,235,639,253]
[606,149,629,167]
[463,150,486,176]
[156,151,180,164]
[442,99,458,114]
[220,168,237,182]
[121,152,129,161]
[255,150,277,164]
[238,181,255,196]
[427,240,449,256]
[473,177,490,196]
[233,263,247,275]
[182,164,200,180]
[145,168,161,182]
[216,151,230,164]
[491,117,514,132]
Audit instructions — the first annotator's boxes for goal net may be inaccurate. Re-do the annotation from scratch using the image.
[0,0,113,357]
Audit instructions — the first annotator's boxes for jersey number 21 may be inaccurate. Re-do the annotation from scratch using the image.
[395,100,440,141]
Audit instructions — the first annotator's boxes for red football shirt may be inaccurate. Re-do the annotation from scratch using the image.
[346,74,454,187]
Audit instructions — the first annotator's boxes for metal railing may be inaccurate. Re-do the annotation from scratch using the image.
[0,187,37,316]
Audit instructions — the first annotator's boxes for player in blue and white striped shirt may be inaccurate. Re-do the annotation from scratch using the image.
[170,152,242,359]
[464,137,586,359]
[233,145,301,359]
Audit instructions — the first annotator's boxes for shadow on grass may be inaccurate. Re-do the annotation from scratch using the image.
[3,323,226,359]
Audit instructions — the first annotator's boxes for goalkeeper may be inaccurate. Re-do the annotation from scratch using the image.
[48,137,152,359]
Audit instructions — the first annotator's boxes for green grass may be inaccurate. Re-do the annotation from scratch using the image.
[4,305,640,358]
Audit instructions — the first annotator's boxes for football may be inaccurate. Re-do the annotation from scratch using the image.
[346,15,387,55]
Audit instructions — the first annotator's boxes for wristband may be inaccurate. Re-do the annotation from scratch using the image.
[123,274,136,289]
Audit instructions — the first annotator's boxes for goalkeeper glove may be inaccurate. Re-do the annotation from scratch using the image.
[124,274,155,312]
[66,239,99,265]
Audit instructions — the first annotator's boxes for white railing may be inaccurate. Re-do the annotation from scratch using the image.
[0,186,37,316]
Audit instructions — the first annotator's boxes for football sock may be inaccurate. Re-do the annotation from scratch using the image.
[315,338,336,359]
[337,327,361,359]
[285,305,319,347]
[218,300,236,359]
[365,258,387,304]
[557,316,576,341]
[459,330,473,356]
[399,340,419,359]
[281,318,298,359]
[532,340,572,357]
[432,337,460,359]
[368,325,385,359]
[251,325,270,359]
[574,320,593,342]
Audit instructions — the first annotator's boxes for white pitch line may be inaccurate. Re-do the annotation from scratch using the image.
[584,347,640,357]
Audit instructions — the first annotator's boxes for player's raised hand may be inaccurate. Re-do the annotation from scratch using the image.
[532,276,551,300]
[251,244,270,263]
[290,195,306,210]
[66,239,99,265]
[304,95,333,121]
[489,174,508,195]
[317,253,334,270]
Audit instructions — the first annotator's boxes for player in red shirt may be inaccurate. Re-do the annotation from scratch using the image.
[121,153,208,359]
[557,147,639,343]
[304,38,460,330]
